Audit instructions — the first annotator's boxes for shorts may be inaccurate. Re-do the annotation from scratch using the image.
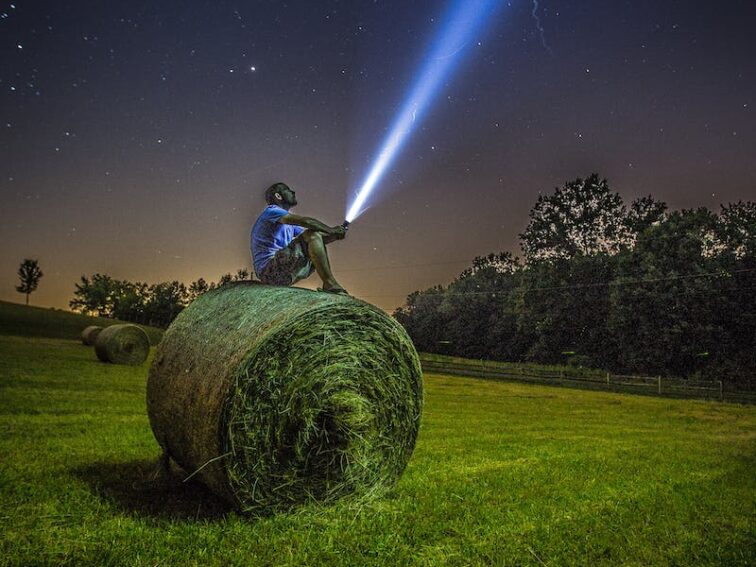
[259,235,315,286]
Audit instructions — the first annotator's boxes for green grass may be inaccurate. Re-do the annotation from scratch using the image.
[0,300,164,345]
[0,306,754,565]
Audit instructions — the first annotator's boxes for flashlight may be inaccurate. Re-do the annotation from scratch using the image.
[341,220,350,229]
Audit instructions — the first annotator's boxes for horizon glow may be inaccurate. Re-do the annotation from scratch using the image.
[345,0,504,223]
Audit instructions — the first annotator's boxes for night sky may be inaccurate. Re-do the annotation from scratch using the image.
[2,1,754,312]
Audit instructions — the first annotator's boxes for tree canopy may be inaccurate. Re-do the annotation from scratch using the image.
[69,271,243,328]
[396,175,755,388]
[16,259,43,306]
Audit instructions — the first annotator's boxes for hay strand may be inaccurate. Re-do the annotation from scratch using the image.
[81,325,102,345]
[94,324,150,365]
[147,282,423,513]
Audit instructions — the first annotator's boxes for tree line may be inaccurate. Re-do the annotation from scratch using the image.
[69,269,252,328]
[394,174,755,388]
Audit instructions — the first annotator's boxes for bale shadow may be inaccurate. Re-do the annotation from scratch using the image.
[74,459,232,521]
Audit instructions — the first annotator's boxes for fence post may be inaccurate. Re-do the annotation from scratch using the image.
[719,380,723,402]
[606,372,610,385]
[657,376,662,395]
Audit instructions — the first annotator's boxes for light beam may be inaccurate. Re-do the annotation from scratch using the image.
[345,0,504,223]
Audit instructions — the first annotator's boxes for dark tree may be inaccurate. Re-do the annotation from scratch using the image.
[514,258,572,364]
[609,208,720,377]
[514,253,617,367]
[393,286,449,354]
[70,274,191,327]
[446,253,522,359]
[70,273,117,316]
[218,273,234,286]
[520,174,631,261]
[144,281,188,327]
[625,195,668,236]
[712,200,756,260]
[16,259,43,306]
[394,186,755,389]
[111,281,149,323]
[188,277,210,301]
[705,201,756,387]
[234,268,250,281]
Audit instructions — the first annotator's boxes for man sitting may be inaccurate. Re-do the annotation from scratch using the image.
[251,182,348,294]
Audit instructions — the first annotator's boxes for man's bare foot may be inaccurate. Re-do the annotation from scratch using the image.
[320,286,349,295]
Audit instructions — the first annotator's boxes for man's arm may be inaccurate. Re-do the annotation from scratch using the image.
[280,213,346,240]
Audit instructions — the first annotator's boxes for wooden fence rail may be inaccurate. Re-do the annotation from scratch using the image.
[418,354,756,405]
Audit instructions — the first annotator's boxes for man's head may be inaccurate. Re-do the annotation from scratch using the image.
[265,182,297,209]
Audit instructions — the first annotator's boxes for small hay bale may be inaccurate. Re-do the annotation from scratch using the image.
[147,282,423,513]
[81,325,103,345]
[94,324,150,365]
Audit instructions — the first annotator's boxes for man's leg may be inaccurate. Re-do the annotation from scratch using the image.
[301,230,344,291]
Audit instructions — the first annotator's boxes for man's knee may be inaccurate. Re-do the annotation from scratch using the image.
[302,230,323,245]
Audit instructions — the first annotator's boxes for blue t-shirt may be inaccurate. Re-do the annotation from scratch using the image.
[250,205,304,276]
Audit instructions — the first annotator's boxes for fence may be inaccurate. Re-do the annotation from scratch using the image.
[418,353,756,404]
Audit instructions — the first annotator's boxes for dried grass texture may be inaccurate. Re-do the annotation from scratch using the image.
[81,325,102,345]
[147,282,423,513]
[94,324,149,365]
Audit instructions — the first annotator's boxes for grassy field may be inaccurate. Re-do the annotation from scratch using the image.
[0,305,754,565]
[0,300,164,345]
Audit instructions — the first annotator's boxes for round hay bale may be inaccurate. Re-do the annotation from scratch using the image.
[94,324,150,365]
[81,325,103,345]
[147,282,423,513]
